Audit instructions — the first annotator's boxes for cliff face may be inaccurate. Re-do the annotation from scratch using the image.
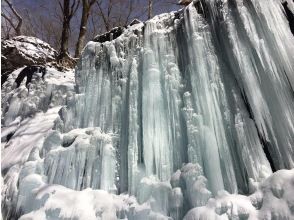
[2,1,294,220]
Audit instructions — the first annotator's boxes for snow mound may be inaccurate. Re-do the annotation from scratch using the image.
[184,169,294,220]
[3,155,294,220]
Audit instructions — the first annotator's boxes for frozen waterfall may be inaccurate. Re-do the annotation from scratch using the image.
[61,0,294,195]
[2,0,294,219]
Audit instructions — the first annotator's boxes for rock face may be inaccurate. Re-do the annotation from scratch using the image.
[1,36,57,74]
[93,26,126,43]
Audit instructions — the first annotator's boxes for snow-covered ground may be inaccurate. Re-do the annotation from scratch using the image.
[1,65,75,218]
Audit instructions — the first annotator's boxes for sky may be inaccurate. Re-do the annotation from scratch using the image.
[3,0,182,52]
[12,0,181,20]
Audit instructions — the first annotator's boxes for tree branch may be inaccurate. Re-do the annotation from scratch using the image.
[69,0,80,18]
[3,0,23,35]
[1,12,15,30]
[96,0,110,31]
[4,0,22,21]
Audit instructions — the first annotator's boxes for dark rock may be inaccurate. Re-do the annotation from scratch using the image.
[282,1,294,35]
[130,19,142,26]
[93,26,125,43]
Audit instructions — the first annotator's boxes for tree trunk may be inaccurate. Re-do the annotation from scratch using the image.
[58,0,71,61]
[2,0,23,36]
[15,18,22,36]
[148,0,153,19]
[75,1,91,58]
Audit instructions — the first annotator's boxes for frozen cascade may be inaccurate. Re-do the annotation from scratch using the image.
[60,0,294,195]
[2,0,294,219]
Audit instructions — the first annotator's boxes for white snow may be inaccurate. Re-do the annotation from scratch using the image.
[1,66,75,125]
[184,169,294,220]
[1,107,60,171]
[44,67,75,88]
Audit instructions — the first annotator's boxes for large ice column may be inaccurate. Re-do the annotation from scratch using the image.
[141,15,187,181]
[74,42,113,131]
[125,58,141,194]
[64,40,124,134]
[100,143,117,193]
[180,4,238,194]
[230,88,273,185]
[203,0,294,170]
[116,28,146,193]
[142,24,172,180]
[43,128,116,192]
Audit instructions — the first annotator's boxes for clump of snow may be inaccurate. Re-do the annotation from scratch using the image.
[183,169,294,220]
[18,184,134,220]
[4,157,294,220]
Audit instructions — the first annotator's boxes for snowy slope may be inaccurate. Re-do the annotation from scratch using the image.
[1,67,74,126]
[1,66,75,219]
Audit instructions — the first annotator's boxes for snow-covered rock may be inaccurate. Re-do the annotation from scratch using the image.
[1,36,57,74]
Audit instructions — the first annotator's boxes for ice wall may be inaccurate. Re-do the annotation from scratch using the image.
[61,0,294,196]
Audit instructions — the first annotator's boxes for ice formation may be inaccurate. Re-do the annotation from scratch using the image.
[2,0,294,219]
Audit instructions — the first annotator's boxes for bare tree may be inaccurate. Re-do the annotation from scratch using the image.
[93,0,144,33]
[121,0,134,26]
[1,0,23,36]
[1,16,13,39]
[58,0,80,62]
[96,0,113,32]
[148,0,153,19]
[1,0,179,57]
[75,0,97,58]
